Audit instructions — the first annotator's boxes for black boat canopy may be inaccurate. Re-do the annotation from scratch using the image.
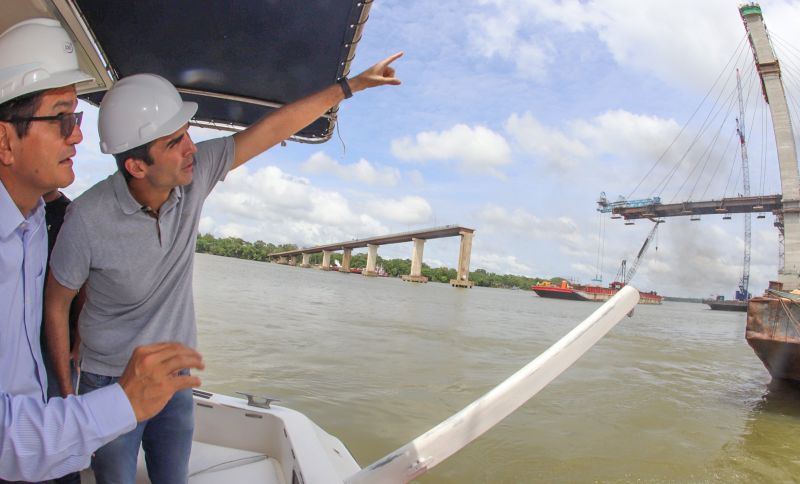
[4,0,372,143]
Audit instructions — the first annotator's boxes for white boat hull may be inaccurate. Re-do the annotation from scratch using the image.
[81,390,360,484]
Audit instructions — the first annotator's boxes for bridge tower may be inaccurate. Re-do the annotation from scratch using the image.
[741,3,800,289]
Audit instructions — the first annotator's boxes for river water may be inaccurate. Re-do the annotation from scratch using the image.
[193,253,800,483]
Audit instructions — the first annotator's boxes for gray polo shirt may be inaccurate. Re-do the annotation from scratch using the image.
[50,136,234,376]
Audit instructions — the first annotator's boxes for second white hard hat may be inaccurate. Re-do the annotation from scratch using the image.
[0,18,93,105]
[98,73,197,154]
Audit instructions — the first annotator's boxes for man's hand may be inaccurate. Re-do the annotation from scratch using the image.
[349,52,403,93]
[118,342,205,422]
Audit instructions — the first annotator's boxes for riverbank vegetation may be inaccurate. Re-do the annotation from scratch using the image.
[195,233,548,290]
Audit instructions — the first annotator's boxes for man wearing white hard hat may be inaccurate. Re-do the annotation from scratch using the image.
[45,51,402,481]
[0,18,205,482]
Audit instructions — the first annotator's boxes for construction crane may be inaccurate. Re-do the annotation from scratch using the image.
[612,221,663,285]
[735,68,752,301]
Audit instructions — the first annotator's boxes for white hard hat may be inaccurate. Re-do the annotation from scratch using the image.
[98,73,198,154]
[0,18,93,105]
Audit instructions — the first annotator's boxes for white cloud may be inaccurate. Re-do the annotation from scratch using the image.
[472,253,533,275]
[467,8,552,79]
[505,113,591,170]
[475,204,588,254]
[204,165,390,245]
[407,170,425,186]
[203,166,436,247]
[505,110,680,178]
[469,0,769,88]
[391,124,512,177]
[365,196,433,225]
[301,151,401,186]
[569,110,681,162]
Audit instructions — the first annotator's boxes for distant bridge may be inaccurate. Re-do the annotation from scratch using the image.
[269,225,476,287]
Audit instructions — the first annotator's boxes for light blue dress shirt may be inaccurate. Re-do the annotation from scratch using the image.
[0,181,136,481]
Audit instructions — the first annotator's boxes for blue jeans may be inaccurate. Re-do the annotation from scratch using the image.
[78,370,194,484]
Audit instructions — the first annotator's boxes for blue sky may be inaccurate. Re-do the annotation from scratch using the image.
[66,0,800,298]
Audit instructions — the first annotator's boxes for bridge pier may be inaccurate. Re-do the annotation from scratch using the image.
[301,253,311,268]
[402,238,428,283]
[321,250,333,270]
[450,230,474,288]
[364,244,379,276]
[277,256,288,265]
[339,248,352,273]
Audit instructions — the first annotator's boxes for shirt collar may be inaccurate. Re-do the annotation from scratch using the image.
[111,170,183,216]
[0,179,44,238]
[111,171,141,215]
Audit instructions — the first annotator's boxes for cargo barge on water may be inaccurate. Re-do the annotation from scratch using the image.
[704,297,748,312]
[532,280,663,305]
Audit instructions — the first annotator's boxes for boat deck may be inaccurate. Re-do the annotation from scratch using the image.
[78,441,285,484]
[151,441,283,484]
[79,390,361,484]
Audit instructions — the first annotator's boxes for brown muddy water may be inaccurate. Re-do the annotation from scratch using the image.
[193,253,800,483]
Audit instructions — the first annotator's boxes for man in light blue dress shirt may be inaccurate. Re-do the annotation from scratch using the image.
[0,18,205,482]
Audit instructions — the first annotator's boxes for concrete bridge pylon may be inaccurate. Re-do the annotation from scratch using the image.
[364,244,379,276]
[451,230,475,288]
[402,238,428,283]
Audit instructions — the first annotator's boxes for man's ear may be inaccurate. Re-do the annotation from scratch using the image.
[0,122,15,167]
[124,157,148,179]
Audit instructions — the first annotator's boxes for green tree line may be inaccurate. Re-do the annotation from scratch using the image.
[195,233,297,262]
[195,233,557,289]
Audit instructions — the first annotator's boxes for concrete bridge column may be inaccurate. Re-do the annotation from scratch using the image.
[288,255,297,266]
[402,238,428,283]
[451,230,475,288]
[743,6,800,289]
[364,244,379,276]
[301,253,311,268]
[321,250,332,270]
[340,248,352,272]
[278,256,288,265]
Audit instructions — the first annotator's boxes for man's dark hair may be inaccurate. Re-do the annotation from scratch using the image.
[0,90,45,138]
[114,142,155,181]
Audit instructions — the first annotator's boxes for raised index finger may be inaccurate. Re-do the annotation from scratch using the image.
[379,51,404,68]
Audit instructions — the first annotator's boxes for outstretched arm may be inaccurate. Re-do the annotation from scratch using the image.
[231,52,403,169]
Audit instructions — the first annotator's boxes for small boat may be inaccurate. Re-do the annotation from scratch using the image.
[703,296,748,312]
[81,390,361,484]
[532,280,663,305]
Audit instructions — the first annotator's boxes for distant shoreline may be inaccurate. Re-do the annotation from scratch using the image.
[663,296,704,303]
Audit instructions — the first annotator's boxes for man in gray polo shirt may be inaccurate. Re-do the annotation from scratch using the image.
[45,53,401,483]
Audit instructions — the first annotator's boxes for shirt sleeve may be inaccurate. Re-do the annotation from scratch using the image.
[0,383,136,481]
[49,204,91,291]
[193,136,236,197]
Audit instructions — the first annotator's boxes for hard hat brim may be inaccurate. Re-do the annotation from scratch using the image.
[0,68,93,105]
[157,101,198,144]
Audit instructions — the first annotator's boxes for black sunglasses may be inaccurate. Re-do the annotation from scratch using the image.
[3,111,84,138]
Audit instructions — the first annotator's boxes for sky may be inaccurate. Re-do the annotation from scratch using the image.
[65,0,800,299]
